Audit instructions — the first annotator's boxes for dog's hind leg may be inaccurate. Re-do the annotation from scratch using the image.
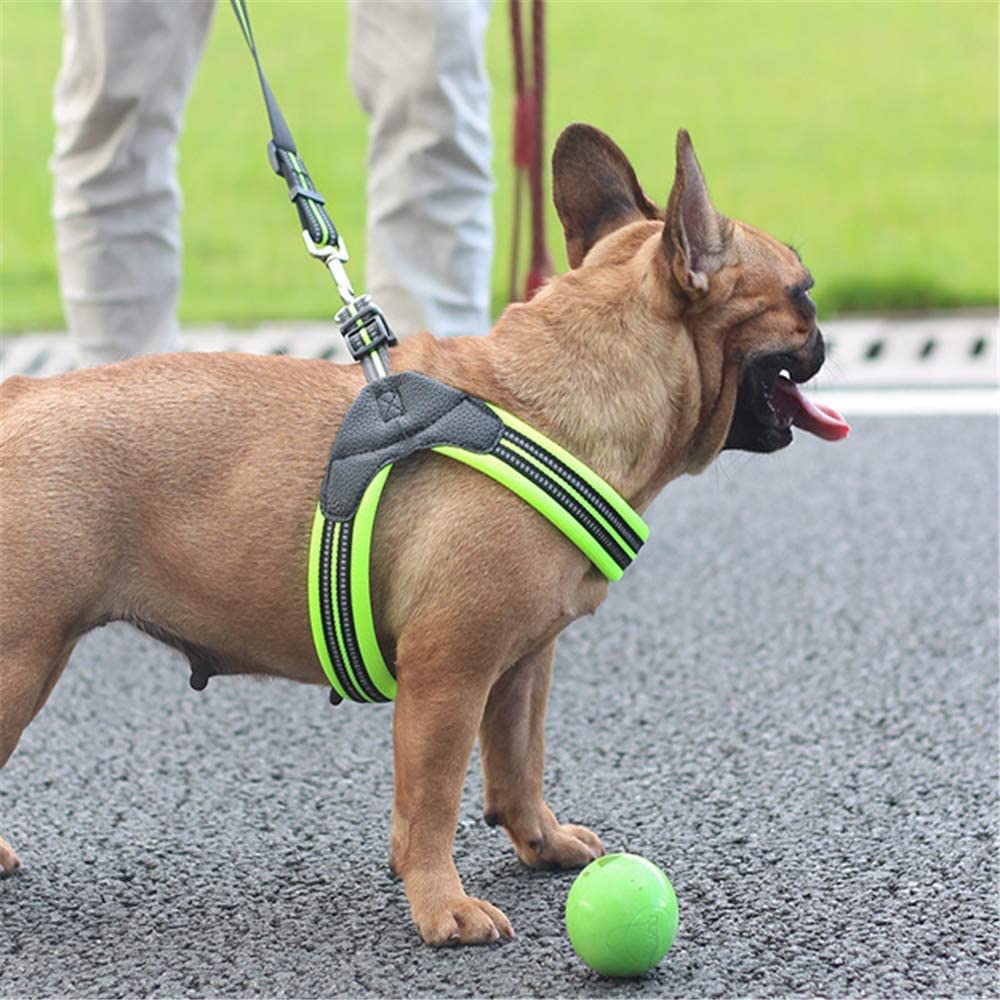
[479,639,605,870]
[0,635,76,874]
[1,374,118,872]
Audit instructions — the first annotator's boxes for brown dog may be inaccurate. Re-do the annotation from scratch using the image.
[0,126,846,945]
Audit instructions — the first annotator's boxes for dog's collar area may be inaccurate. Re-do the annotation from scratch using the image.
[308,372,649,705]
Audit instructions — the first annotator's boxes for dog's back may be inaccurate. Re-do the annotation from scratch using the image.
[0,354,359,777]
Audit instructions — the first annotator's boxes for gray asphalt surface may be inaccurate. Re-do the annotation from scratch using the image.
[1,415,997,999]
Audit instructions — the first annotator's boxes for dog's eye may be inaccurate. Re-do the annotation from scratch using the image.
[788,285,817,324]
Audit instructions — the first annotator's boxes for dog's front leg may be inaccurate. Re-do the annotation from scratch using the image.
[389,628,515,946]
[479,640,604,870]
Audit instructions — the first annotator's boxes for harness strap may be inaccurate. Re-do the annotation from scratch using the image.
[308,401,649,705]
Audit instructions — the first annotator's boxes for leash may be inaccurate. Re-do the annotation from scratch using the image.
[228,0,395,383]
[509,0,553,301]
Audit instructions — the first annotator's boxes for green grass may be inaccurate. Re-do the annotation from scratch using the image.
[2,0,997,332]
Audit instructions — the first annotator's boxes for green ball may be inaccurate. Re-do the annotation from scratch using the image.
[565,853,679,977]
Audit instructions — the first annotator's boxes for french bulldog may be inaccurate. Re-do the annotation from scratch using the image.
[0,124,847,944]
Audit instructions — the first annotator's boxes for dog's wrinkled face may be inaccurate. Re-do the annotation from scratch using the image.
[551,124,848,465]
[720,230,845,453]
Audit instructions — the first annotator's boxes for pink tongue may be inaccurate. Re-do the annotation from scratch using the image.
[773,376,850,441]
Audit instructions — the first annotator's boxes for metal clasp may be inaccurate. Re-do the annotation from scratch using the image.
[302,230,355,306]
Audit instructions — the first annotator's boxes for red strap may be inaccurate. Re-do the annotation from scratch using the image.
[524,0,552,298]
[510,0,553,301]
[511,0,530,166]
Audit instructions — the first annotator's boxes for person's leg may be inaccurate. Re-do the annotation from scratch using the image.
[349,0,494,340]
[51,0,216,367]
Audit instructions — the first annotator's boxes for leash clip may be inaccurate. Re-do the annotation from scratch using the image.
[303,229,396,379]
[302,229,355,305]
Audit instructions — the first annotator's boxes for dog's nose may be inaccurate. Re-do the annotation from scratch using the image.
[788,327,825,383]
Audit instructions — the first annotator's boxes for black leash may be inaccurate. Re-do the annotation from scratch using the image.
[229,0,395,382]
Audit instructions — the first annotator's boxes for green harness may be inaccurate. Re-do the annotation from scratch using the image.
[307,373,648,704]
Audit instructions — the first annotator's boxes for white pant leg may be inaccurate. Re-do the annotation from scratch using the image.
[349,0,494,340]
[51,0,215,367]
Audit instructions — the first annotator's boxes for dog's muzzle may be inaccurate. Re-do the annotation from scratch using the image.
[724,329,847,453]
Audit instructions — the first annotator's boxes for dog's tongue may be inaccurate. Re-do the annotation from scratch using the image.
[773,376,850,441]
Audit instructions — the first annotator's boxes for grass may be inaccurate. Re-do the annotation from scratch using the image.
[1,0,997,333]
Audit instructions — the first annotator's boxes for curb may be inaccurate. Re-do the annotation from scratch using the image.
[2,312,997,414]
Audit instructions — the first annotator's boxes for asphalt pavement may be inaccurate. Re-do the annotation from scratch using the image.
[1,414,997,999]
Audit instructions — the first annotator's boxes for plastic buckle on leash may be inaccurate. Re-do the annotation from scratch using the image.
[335,295,397,362]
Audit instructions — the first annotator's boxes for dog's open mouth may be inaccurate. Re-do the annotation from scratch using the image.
[725,338,850,453]
[772,374,849,440]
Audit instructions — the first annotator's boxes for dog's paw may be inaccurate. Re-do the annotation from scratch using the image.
[0,835,22,875]
[514,821,605,870]
[413,894,515,946]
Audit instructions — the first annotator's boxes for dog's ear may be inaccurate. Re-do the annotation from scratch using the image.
[552,124,661,269]
[663,129,731,296]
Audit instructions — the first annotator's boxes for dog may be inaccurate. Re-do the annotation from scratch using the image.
[0,125,847,945]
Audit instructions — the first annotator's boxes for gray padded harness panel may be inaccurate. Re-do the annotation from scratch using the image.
[320,371,502,521]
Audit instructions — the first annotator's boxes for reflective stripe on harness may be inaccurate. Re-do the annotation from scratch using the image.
[307,402,649,704]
